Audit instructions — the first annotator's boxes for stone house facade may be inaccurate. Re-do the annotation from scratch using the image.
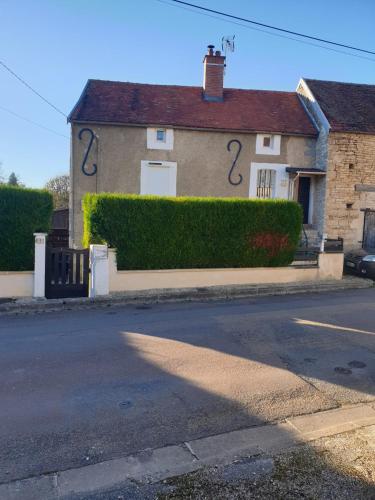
[68,45,318,247]
[297,79,375,250]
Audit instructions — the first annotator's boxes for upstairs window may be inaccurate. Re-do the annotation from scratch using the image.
[147,128,174,150]
[263,136,272,148]
[256,134,281,155]
[156,129,166,142]
[256,169,276,199]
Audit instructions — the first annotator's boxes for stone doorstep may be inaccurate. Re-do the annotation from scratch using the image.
[0,277,372,315]
[1,403,375,499]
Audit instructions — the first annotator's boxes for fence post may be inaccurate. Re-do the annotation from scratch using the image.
[33,233,47,298]
[89,244,109,298]
[320,233,327,253]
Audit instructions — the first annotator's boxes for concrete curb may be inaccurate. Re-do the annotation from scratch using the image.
[0,276,372,315]
[1,402,374,499]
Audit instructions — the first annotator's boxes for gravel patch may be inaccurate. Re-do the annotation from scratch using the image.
[156,426,375,500]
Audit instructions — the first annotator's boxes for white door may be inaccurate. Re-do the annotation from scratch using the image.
[140,161,177,196]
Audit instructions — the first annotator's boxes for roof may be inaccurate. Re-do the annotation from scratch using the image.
[286,167,325,175]
[304,79,375,134]
[68,80,317,136]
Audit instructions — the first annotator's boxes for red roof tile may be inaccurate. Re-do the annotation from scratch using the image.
[305,79,375,134]
[69,80,317,136]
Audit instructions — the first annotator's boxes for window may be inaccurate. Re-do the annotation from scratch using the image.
[256,134,281,155]
[249,163,289,199]
[263,136,272,148]
[147,128,174,150]
[156,129,166,142]
[140,161,177,196]
[256,169,276,199]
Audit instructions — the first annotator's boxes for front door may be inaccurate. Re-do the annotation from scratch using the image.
[298,177,310,224]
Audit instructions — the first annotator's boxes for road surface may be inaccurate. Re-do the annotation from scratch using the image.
[0,288,375,484]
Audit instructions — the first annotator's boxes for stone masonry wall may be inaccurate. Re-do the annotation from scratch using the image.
[326,132,375,250]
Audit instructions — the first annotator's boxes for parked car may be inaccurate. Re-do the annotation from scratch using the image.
[344,248,375,279]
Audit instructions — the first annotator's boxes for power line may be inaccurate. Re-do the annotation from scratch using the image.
[0,60,67,118]
[0,104,68,138]
[168,0,375,57]
[157,0,375,63]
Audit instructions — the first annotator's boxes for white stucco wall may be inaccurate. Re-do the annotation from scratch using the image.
[0,272,34,298]
[108,250,343,293]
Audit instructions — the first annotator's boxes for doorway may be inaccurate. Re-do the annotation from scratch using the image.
[363,210,375,250]
[298,177,311,224]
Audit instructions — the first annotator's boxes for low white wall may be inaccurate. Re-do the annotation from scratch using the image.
[318,252,344,280]
[0,272,34,298]
[108,250,343,293]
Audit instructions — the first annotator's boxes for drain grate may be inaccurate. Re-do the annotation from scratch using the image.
[348,360,367,369]
[334,367,352,375]
[119,400,132,409]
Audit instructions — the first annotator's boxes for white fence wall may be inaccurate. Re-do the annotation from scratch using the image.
[108,250,343,293]
[0,242,344,299]
[0,272,34,298]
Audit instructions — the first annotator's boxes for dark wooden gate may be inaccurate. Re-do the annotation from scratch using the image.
[363,210,375,250]
[45,247,89,299]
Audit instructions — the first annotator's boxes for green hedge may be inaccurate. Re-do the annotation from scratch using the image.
[0,185,53,271]
[83,194,302,270]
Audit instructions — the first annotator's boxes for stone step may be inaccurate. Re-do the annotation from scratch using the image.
[302,229,321,246]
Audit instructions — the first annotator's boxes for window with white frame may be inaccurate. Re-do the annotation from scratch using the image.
[256,134,281,155]
[140,161,177,196]
[147,127,174,150]
[249,163,289,199]
[256,169,276,198]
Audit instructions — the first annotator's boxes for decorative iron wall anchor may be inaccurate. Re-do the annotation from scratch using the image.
[79,128,97,176]
[227,139,243,186]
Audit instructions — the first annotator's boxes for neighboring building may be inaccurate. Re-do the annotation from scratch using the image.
[297,79,375,250]
[68,45,318,247]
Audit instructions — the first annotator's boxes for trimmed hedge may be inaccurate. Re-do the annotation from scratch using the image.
[0,185,53,271]
[83,194,302,270]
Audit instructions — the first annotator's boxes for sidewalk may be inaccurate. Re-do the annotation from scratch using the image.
[0,275,372,315]
[1,402,374,499]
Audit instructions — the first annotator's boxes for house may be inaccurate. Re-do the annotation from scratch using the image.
[68,45,318,247]
[297,79,375,250]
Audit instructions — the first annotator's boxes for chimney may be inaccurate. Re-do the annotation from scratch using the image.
[203,45,226,102]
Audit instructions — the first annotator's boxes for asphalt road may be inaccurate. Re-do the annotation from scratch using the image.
[1,289,375,484]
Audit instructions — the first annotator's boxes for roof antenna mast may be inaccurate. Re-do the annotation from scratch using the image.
[221,35,235,57]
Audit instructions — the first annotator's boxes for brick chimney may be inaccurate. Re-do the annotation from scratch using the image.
[203,45,226,102]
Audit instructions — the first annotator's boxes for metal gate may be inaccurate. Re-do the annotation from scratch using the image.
[363,210,375,251]
[45,247,89,299]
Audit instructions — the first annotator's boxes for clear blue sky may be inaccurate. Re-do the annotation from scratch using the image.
[1,0,374,187]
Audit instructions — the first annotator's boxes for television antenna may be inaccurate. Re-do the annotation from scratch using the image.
[221,35,235,56]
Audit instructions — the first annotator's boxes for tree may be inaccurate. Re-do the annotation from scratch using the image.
[8,172,21,186]
[44,174,70,209]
